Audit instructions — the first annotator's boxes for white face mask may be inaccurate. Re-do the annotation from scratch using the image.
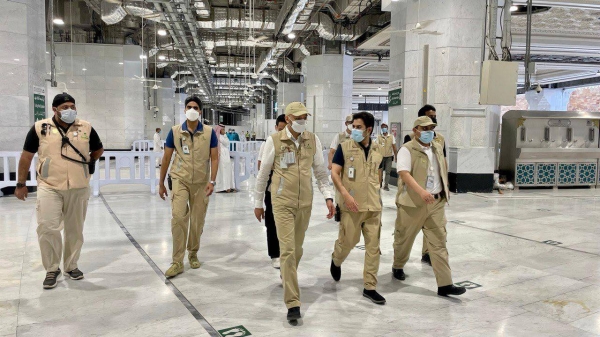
[291,119,306,133]
[185,108,200,122]
[59,108,77,124]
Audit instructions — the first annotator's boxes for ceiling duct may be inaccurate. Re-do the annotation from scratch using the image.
[193,0,211,18]
[124,3,160,21]
[198,8,278,30]
[278,58,301,75]
[280,0,310,35]
[309,12,390,41]
[101,2,127,25]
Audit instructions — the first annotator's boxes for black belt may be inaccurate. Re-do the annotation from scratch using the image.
[433,192,444,200]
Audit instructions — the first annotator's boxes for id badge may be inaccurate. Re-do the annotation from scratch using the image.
[182,145,190,154]
[280,156,288,169]
[426,175,434,189]
[285,151,296,164]
[348,167,355,179]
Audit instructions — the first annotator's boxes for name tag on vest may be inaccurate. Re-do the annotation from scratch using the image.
[182,145,190,154]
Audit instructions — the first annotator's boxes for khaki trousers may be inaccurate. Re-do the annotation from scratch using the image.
[273,204,312,309]
[393,198,453,287]
[332,211,381,290]
[171,179,209,263]
[36,186,90,272]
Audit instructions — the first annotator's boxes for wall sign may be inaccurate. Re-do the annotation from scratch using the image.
[33,86,46,121]
[388,88,402,107]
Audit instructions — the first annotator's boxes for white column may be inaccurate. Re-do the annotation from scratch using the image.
[387,0,499,192]
[0,0,46,151]
[303,54,353,149]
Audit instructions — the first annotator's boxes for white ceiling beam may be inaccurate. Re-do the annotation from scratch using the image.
[512,0,600,10]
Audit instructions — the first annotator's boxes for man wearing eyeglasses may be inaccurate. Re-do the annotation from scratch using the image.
[15,93,104,289]
[158,96,219,278]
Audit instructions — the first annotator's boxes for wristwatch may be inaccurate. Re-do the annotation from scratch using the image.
[210,181,216,186]
[16,182,26,188]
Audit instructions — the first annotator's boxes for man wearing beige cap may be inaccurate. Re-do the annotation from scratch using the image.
[392,116,466,297]
[254,101,335,322]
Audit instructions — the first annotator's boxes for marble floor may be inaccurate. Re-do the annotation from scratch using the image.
[1,181,600,337]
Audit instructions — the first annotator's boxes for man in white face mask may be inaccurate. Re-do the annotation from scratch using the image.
[158,96,219,278]
[15,93,104,289]
[254,102,335,322]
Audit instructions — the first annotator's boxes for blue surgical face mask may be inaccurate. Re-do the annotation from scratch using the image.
[351,128,365,142]
[419,130,435,144]
[381,128,388,133]
[59,108,77,124]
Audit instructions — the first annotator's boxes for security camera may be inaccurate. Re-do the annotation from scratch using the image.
[535,84,542,94]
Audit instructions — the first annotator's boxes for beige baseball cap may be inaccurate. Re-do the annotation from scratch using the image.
[413,116,437,128]
[345,115,353,122]
[285,102,311,116]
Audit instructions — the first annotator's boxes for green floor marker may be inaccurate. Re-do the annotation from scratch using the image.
[218,325,252,337]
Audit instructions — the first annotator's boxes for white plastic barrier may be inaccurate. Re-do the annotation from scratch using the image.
[231,151,258,189]
[230,141,263,152]
[132,140,166,151]
[0,152,38,196]
[91,151,160,196]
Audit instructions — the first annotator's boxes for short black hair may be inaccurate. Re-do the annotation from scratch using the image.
[352,111,375,130]
[418,104,436,117]
[185,96,202,109]
[156,128,161,132]
[276,114,286,125]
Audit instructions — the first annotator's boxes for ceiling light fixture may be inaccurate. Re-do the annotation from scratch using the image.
[82,68,87,71]
[119,62,123,65]
[359,93,363,97]
[378,87,382,90]
[158,55,166,60]
[157,29,167,36]
[288,32,296,39]
[510,5,518,12]
[53,18,64,25]
[140,55,147,59]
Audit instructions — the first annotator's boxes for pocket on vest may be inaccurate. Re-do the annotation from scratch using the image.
[40,158,51,179]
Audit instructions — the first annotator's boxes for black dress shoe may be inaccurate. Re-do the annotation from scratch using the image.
[330,260,341,281]
[287,307,301,321]
[421,253,432,266]
[363,289,386,305]
[392,268,406,280]
[438,285,467,296]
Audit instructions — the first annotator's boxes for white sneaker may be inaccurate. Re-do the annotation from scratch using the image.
[272,258,280,269]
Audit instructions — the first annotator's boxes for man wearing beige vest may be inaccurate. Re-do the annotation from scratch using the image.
[158,96,219,278]
[403,104,447,266]
[254,102,335,322]
[329,112,386,305]
[392,116,466,297]
[15,93,104,289]
[377,123,397,191]
[328,114,354,222]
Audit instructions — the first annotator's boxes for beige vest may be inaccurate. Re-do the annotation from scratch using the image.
[337,140,383,212]
[170,123,212,184]
[35,118,92,190]
[270,128,317,209]
[377,134,394,157]
[337,131,351,146]
[396,139,449,208]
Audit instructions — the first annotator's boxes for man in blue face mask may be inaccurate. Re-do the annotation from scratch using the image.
[392,116,466,297]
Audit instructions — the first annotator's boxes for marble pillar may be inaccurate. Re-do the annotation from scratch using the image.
[303,55,353,149]
[46,43,145,150]
[0,0,46,151]
[386,0,498,192]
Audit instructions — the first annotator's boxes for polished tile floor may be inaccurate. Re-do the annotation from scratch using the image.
[1,182,600,336]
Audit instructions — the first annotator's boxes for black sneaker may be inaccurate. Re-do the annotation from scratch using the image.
[392,268,406,280]
[43,268,61,289]
[330,260,341,281]
[287,306,301,321]
[438,285,467,296]
[421,253,432,266]
[65,268,84,280]
[363,289,386,305]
